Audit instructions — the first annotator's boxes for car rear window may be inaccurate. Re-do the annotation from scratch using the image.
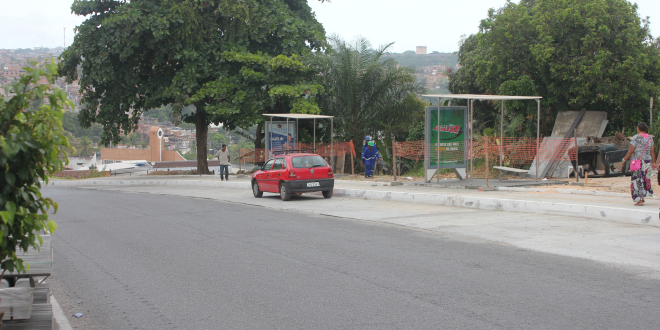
[291,155,328,168]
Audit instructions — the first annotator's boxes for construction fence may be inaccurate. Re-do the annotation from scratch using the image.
[239,137,580,176]
[238,141,357,168]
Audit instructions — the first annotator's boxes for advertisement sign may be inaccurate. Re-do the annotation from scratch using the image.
[426,106,467,168]
[266,121,296,157]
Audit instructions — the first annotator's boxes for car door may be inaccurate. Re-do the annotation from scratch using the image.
[258,159,275,191]
[270,157,287,189]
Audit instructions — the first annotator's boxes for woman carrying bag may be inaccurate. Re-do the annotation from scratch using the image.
[622,122,655,206]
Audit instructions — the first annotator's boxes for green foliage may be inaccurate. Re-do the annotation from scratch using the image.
[77,136,94,156]
[387,52,458,71]
[207,131,227,151]
[318,37,425,164]
[62,111,103,141]
[449,0,660,136]
[188,51,324,131]
[60,0,327,173]
[0,61,71,274]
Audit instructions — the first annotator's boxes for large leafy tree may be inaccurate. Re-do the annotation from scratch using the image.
[448,0,660,136]
[189,51,324,151]
[318,37,425,158]
[60,0,326,173]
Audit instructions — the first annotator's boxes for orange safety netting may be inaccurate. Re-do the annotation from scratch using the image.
[238,148,266,163]
[394,137,579,164]
[241,137,580,166]
[238,141,357,163]
[394,141,425,161]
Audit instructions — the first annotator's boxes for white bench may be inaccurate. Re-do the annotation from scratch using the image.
[493,166,529,177]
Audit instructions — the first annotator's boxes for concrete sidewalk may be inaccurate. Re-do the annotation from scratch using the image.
[46,175,660,227]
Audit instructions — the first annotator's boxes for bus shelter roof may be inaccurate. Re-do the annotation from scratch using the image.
[422,94,542,101]
[263,114,334,119]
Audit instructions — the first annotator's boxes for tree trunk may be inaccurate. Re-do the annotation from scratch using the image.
[195,109,210,174]
[255,122,264,149]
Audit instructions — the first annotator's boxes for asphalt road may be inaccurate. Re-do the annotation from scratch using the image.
[46,187,660,330]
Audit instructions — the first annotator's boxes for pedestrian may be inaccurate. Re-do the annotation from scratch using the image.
[361,138,380,178]
[215,144,231,181]
[622,122,655,205]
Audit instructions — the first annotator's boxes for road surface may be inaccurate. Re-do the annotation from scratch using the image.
[46,187,660,329]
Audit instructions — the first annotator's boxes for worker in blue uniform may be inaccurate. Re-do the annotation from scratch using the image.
[361,139,380,178]
[362,136,371,158]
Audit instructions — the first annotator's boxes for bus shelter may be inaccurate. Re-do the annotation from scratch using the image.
[263,114,335,168]
[421,94,542,183]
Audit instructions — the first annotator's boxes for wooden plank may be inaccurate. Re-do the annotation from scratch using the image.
[493,166,529,177]
[539,108,587,178]
[493,166,529,173]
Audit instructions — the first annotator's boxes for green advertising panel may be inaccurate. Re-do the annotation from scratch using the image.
[426,106,467,168]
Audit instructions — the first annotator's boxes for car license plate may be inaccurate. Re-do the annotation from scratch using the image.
[307,182,320,187]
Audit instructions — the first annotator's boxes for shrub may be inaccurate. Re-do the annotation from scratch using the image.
[0,60,71,273]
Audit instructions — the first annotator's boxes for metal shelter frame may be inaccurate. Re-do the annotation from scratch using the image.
[263,114,335,169]
[422,94,543,181]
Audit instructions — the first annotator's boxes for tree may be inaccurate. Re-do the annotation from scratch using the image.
[78,136,94,156]
[317,37,425,156]
[128,133,139,149]
[0,61,67,274]
[60,0,326,173]
[188,51,324,150]
[448,0,660,136]
[207,131,227,152]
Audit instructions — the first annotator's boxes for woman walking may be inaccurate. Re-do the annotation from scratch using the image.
[623,122,655,205]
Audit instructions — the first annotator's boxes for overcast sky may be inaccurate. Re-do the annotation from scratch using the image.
[1,0,659,52]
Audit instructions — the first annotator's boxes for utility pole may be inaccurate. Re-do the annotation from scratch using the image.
[63,28,65,48]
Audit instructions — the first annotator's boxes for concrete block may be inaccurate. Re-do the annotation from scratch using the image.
[390,181,402,186]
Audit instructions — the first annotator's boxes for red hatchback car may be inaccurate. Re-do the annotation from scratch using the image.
[252,153,334,201]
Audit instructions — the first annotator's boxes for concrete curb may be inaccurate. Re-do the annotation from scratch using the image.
[332,188,658,227]
[497,186,635,198]
[51,295,73,330]
[47,179,659,228]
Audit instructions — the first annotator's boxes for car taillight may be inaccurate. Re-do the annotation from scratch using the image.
[328,169,333,178]
[289,170,296,178]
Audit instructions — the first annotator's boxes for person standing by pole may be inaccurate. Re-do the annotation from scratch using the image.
[361,137,380,178]
[216,144,231,181]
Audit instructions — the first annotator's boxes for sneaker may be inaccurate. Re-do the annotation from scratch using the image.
[221,178,224,181]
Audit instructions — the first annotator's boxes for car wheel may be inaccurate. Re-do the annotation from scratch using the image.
[280,183,291,201]
[322,190,333,199]
[252,181,263,198]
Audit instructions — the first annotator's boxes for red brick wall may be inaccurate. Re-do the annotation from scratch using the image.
[52,170,110,179]
[100,147,184,163]
[101,148,152,162]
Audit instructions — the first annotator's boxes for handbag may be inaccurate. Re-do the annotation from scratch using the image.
[630,137,651,171]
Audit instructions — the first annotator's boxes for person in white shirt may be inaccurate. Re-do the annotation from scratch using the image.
[215,144,231,180]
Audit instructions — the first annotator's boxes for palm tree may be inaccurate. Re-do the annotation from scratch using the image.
[78,136,94,156]
[317,36,425,148]
[128,133,139,149]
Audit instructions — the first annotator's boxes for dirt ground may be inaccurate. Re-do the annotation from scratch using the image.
[545,175,644,194]
[338,171,647,194]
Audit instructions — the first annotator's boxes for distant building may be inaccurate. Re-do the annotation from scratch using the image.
[416,46,427,55]
[101,126,185,164]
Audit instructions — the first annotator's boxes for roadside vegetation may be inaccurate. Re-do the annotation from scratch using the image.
[0,61,68,274]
